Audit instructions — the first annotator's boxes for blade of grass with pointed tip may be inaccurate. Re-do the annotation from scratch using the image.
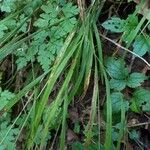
[27,31,81,148]
[39,46,81,149]
[60,90,68,150]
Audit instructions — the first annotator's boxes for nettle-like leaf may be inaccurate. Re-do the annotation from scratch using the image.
[126,73,147,88]
[105,57,129,80]
[106,57,147,91]
[111,92,129,113]
[109,79,126,91]
[0,88,15,110]
[130,88,150,113]
[0,121,19,150]
[133,35,150,57]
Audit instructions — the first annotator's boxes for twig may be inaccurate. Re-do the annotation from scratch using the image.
[128,121,150,128]
[100,33,150,68]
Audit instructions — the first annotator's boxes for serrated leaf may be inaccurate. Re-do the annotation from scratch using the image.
[111,92,129,113]
[109,79,126,91]
[34,18,49,28]
[130,100,141,113]
[130,89,150,112]
[129,130,139,140]
[37,45,55,72]
[133,35,150,56]
[102,17,126,33]
[134,89,150,104]
[127,73,147,88]
[0,88,15,110]
[0,24,8,39]
[105,57,129,79]
[142,102,150,111]
[0,121,19,150]
[16,57,28,70]
[62,3,79,17]
[0,0,16,13]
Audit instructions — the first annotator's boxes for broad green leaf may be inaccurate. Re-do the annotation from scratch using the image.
[109,79,126,91]
[142,102,150,111]
[130,100,141,113]
[105,57,129,79]
[127,73,147,88]
[130,89,150,112]
[133,35,150,56]
[111,92,129,113]
[102,17,126,33]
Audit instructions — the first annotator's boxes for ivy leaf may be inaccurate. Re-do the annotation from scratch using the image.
[105,57,129,79]
[133,35,150,57]
[102,17,126,33]
[127,73,147,88]
[111,92,129,113]
[109,79,126,91]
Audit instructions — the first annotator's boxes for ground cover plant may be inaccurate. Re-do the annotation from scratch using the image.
[0,0,150,149]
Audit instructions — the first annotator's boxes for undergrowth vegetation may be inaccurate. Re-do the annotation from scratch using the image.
[0,0,150,149]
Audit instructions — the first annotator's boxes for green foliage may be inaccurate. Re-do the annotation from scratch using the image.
[130,88,150,112]
[105,57,128,80]
[0,24,8,39]
[106,57,147,91]
[129,130,139,140]
[111,92,129,113]
[102,17,126,33]
[0,0,16,13]
[0,88,15,110]
[14,2,79,71]
[126,72,147,88]
[102,15,138,38]
[72,142,83,150]
[133,35,150,56]
[0,121,19,150]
